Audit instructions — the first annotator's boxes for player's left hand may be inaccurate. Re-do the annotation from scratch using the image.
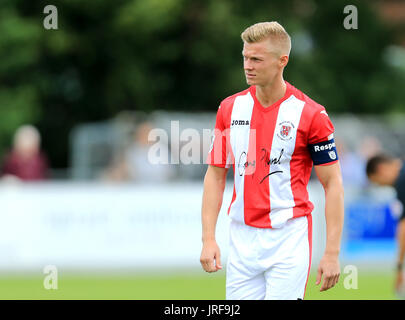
[316,253,340,292]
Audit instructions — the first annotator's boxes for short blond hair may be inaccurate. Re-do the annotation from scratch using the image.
[241,21,291,56]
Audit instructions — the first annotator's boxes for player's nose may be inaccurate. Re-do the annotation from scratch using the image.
[243,59,253,71]
[244,68,252,73]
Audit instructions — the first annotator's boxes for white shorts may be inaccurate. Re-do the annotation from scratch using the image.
[226,215,312,300]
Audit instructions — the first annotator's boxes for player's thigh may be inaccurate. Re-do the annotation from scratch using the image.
[226,269,266,300]
[226,240,266,300]
[264,217,311,300]
[226,220,266,300]
[264,257,309,300]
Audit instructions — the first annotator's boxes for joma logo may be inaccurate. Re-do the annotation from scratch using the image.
[231,119,250,126]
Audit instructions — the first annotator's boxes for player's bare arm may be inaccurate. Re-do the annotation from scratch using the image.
[200,165,228,273]
[314,162,344,292]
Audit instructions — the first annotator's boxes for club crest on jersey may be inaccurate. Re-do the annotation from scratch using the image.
[277,121,294,141]
[281,125,291,137]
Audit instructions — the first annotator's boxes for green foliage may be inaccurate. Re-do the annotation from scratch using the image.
[0,0,403,167]
[0,5,42,156]
[287,0,403,114]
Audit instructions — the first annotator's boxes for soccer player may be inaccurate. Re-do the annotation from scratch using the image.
[366,154,405,293]
[200,21,344,300]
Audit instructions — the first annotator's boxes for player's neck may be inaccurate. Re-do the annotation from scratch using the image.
[255,78,287,108]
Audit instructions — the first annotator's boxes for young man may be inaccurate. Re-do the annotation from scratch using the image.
[200,21,344,300]
[366,154,405,293]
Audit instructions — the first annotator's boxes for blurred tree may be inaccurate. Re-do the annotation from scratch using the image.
[287,0,405,114]
[0,3,42,160]
[0,0,403,169]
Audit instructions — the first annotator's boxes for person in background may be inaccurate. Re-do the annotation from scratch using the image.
[1,125,49,181]
[366,154,405,294]
[125,121,174,183]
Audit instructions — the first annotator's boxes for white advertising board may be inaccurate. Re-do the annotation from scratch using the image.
[0,181,326,271]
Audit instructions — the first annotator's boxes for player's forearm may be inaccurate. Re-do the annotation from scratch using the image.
[201,169,227,243]
[323,181,344,256]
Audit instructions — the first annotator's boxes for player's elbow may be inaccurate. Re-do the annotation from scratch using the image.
[315,162,344,192]
[204,165,228,187]
[322,175,344,196]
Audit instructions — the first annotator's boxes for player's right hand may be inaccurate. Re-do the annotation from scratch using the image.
[200,240,222,273]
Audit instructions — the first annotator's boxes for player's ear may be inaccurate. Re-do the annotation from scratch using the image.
[279,54,289,68]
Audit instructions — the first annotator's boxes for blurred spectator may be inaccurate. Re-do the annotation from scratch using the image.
[366,154,405,294]
[1,125,49,181]
[101,121,174,183]
[125,122,174,183]
[99,152,129,182]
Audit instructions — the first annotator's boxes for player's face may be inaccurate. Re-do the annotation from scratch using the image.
[242,39,287,87]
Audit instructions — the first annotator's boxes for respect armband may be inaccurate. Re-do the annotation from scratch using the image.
[308,138,339,165]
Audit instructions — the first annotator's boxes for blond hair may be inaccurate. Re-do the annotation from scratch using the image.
[241,21,291,56]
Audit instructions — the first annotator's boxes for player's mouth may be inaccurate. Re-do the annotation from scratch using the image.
[246,74,256,78]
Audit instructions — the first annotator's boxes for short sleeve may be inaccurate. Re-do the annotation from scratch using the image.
[308,108,335,144]
[206,105,230,168]
[307,108,339,166]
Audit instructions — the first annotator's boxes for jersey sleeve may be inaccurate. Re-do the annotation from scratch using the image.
[206,105,231,168]
[307,108,339,166]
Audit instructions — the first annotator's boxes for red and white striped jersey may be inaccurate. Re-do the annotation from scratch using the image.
[207,81,337,228]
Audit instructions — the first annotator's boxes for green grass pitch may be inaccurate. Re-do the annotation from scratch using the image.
[0,271,398,300]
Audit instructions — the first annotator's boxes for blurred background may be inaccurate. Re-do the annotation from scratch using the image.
[0,0,405,299]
